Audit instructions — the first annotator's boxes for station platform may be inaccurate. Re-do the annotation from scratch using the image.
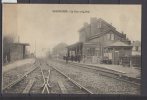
[3,58,36,73]
[82,63,140,79]
[56,59,140,79]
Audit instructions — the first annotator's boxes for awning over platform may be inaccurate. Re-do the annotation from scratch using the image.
[66,42,83,49]
[66,42,83,56]
[12,43,30,46]
[67,42,99,49]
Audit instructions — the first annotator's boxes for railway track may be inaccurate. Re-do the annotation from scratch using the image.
[45,62,94,94]
[3,58,139,94]
[3,59,51,94]
[52,60,140,86]
[2,64,38,92]
[34,59,94,94]
[3,59,94,94]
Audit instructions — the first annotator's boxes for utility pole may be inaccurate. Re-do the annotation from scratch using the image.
[48,48,51,58]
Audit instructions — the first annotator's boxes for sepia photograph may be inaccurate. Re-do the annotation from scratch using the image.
[2,4,141,94]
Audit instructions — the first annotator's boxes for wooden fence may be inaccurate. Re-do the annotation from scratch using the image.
[121,55,141,67]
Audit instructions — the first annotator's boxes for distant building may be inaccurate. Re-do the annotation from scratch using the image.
[130,41,141,67]
[5,43,29,62]
[132,41,141,56]
[67,18,132,64]
[52,43,68,59]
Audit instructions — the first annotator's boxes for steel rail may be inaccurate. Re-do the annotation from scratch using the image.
[47,63,94,94]
[46,70,51,87]
[22,78,35,93]
[40,67,51,93]
[2,65,38,91]
[40,69,46,85]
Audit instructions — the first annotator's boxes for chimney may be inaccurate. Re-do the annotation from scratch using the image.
[90,17,97,24]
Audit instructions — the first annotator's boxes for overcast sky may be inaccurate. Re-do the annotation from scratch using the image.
[3,4,141,57]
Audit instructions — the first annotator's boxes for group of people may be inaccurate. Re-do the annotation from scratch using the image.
[63,55,81,64]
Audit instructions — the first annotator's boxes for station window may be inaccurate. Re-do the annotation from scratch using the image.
[110,34,114,40]
[107,34,111,40]
[103,35,107,41]
[135,46,139,51]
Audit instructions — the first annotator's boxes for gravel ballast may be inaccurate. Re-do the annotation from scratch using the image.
[47,59,140,94]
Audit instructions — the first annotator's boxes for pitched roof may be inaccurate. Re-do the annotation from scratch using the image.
[97,18,116,30]
[105,41,132,48]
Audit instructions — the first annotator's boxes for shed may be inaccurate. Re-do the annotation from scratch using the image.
[8,43,30,62]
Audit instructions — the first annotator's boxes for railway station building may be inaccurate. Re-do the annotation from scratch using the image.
[67,18,133,65]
